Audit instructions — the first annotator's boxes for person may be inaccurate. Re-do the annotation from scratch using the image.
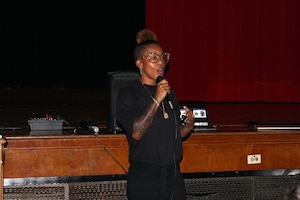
[116,29,195,200]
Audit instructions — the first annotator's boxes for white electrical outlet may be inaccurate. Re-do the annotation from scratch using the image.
[247,154,262,164]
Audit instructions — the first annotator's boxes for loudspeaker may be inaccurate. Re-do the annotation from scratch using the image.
[107,71,140,133]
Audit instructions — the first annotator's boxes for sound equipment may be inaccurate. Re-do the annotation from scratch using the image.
[107,71,140,133]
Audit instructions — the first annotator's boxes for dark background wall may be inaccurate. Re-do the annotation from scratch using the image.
[2,1,145,89]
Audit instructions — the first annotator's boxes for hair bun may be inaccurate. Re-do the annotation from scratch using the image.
[136,29,158,44]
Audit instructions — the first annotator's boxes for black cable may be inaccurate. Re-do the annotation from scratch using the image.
[93,132,128,174]
[168,100,178,200]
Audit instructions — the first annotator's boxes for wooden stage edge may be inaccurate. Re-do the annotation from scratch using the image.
[2,130,300,181]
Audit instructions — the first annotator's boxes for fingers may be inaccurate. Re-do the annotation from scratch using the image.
[183,106,195,124]
[183,106,193,117]
[156,80,170,102]
[157,80,171,94]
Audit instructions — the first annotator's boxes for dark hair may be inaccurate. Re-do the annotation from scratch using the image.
[133,29,161,60]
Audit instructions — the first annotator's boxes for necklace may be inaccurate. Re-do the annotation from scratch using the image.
[142,84,169,119]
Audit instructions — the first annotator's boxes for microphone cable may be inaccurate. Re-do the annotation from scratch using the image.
[93,132,128,175]
[168,99,178,200]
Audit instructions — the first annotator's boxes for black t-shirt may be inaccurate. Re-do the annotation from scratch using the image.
[116,80,183,167]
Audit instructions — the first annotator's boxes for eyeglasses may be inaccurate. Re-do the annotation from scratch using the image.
[139,52,170,64]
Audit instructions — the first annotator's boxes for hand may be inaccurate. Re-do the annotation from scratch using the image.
[155,79,171,103]
[182,106,195,129]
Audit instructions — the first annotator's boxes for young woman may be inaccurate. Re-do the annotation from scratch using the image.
[116,29,195,200]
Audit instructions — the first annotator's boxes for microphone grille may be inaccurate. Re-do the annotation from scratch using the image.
[156,76,165,84]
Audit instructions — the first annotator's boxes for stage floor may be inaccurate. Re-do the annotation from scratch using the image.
[0,87,300,131]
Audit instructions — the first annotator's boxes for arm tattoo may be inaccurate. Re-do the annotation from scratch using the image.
[132,101,158,140]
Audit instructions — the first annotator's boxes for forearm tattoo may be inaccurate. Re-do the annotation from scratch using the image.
[132,101,158,140]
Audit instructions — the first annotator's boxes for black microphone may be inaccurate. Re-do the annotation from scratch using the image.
[156,76,165,84]
[156,76,172,102]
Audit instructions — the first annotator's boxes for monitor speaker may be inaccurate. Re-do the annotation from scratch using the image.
[107,71,140,133]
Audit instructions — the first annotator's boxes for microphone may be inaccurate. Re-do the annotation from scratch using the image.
[74,120,100,134]
[88,126,100,133]
[156,76,165,84]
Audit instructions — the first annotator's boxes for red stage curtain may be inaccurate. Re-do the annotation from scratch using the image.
[146,0,300,102]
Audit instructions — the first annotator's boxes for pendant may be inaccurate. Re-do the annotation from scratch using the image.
[163,112,169,119]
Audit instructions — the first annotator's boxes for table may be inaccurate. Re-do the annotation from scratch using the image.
[3,130,300,179]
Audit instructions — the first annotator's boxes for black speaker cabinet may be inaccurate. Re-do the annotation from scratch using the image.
[107,71,140,133]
